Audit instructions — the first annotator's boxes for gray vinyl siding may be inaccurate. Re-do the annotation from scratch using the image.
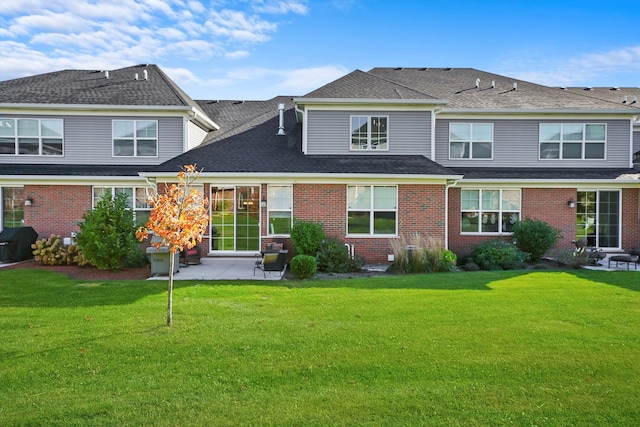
[0,114,184,165]
[634,130,640,162]
[435,119,631,168]
[187,121,208,150]
[306,110,431,156]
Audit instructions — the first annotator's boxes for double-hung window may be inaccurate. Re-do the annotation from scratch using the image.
[0,118,63,156]
[267,185,292,235]
[351,116,388,150]
[347,185,397,235]
[461,189,520,234]
[113,120,158,157]
[93,186,152,227]
[449,123,493,159]
[539,123,605,159]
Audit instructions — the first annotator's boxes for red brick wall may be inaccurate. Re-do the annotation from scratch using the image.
[22,185,92,239]
[448,187,578,256]
[291,183,446,264]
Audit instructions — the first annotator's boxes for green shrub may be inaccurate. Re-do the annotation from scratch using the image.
[316,237,364,273]
[511,219,561,262]
[76,192,145,270]
[291,220,325,256]
[426,248,458,272]
[290,254,317,279]
[470,239,529,270]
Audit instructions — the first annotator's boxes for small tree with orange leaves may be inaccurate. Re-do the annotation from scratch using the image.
[137,165,209,327]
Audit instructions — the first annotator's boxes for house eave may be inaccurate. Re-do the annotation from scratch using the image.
[441,108,637,115]
[294,98,448,106]
[140,171,464,183]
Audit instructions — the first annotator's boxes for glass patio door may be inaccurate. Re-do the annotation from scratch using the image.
[210,185,260,252]
[576,190,620,248]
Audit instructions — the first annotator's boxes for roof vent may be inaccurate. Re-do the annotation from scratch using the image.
[491,80,495,88]
[610,87,620,91]
[512,82,518,91]
[633,96,638,104]
[143,69,148,81]
[277,103,286,136]
[135,73,139,80]
[394,67,403,70]
[104,70,109,79]
[475,78,480,88]
[623,96,628,103]
[584,87,592,91]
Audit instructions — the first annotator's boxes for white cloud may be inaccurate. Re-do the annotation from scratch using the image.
[205,9,277,43]
[252,0,309,15]
[225,50,250,60]
[505,45,640,87]
[275,65,350,93]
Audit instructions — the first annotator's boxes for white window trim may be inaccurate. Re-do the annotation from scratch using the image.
[0,118,64,156]
[346,185,398,237]
[92,186,153,225]
[349,115,390,152]
[448,122,494,160]
[112,119,159,158]
[460,188,521,235]
[267,184,293,236]
[539,123,607,160]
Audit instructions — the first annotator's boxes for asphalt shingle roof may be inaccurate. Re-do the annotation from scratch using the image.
[452,166,640,181]
[0,64,204,110]
[301,67,640,111]
[151,105,458,177]
[0,164,147,177]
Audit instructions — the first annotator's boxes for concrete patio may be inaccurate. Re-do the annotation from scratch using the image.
[147,256,285,281]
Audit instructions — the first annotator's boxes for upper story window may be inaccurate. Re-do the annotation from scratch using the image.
[0,118,63,156]
[449,123,493,159]
[113,120,158,157]
[267,185,293,235]
[351,116,388,150]
[461,189,520,234]
[539,123,605,160]
[347,185,397,235]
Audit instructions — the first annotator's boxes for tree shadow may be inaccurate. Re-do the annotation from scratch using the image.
[566,269,640,293]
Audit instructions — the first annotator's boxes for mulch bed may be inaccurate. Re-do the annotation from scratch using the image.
[2,259,151,280]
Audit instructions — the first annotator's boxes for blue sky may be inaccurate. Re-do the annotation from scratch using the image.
[1,0,638,101]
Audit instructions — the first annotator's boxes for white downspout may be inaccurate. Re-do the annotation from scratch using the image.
[295,103,306,154]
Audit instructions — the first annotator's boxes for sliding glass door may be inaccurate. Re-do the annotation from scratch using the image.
[210,186,260,252]
[576,190,620,248]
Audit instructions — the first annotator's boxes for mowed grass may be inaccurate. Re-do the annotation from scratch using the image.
[0,269,639,426]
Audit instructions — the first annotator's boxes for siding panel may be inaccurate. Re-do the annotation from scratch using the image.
[306,110,431,156]
[436,119,631,168]
[0,114,185,165]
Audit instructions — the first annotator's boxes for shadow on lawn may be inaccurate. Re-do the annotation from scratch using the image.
[1,268,637,309]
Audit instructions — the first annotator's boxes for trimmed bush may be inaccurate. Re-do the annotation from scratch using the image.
[290,254,317,279]
[76,192,145,270]
[470,239,529,270]
[290,220,325,256]
[511,219,561,262]
[317,237,363,273]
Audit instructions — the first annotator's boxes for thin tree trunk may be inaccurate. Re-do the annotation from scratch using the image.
[167,250,174,327]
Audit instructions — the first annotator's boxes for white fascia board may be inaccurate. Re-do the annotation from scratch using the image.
[439,109,636,119]
[295,98,448,107]
[0,103,193,114]
[0,175,147,185]
[0,103,219,131]
[140,171,463,184]
[458,178,640,188]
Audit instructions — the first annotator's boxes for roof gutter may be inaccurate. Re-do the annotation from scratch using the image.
[294,98,448,106]
[441,108,638,115]
[188,107,219,130]
[139,171,464,182]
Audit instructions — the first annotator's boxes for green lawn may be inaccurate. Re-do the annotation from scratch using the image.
[1,269,639,426]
